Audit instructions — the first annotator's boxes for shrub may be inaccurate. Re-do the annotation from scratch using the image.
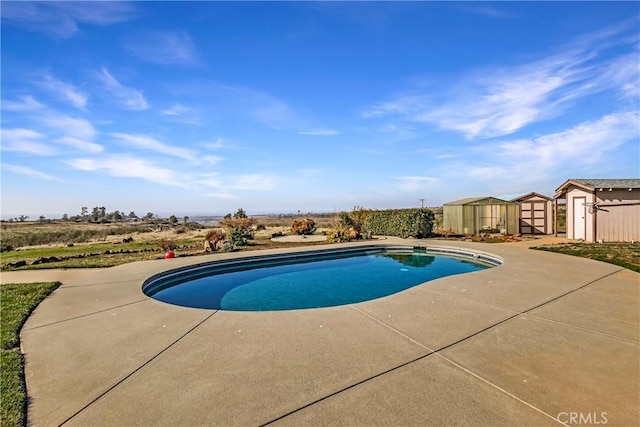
[158,239,176,251]
[364,208,434,238]
[290,219,316,235]
[220,241,235,252]
[350,206,370,233]
[204,229,226,252]
[326,228,351,243]
[229,229,248,246]
[219,209,257,240]
[334,212,354,229]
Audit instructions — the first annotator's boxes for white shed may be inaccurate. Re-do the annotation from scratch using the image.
[554,179,640,242]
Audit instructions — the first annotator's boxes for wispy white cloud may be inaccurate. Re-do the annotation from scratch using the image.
[202,155,224,165]
[395,176,441,192]
[66,155,187,188]
[463,111,639,186]
[248,94,297,129]
[40,114,96,141]
[1,1,135,38]
[0,128,57,156]
[377,123,417,139]
[591,53,640,100]
[168,81,315,130]
[57,137,103,154]
[362,95,430,119]
[2,163,60,181]
[299,129,341,136]
[202,138,226,150]
[125,31,198,64]
[161,104,190,116]
[160,103,202,125]
[37,72,88,109]
[466,167,508,180]
[205,192,237,200]
[455,4,513,19]
[44,114,104,153]
[96,68,148,110]
[2,96,102,153]
[1,95,45,112]
[363,24,639,140]
[498,111,639,167]
[110,132,198,162]
[231,173,276,191]
[196,173,225,189]
[185,83,299,129]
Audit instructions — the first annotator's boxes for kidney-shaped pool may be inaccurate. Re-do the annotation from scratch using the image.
[142,246,500,311]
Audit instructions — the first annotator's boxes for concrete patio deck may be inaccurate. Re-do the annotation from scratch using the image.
[2,237,638,426]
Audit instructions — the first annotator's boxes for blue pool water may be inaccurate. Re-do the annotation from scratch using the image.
[144,249,490,311]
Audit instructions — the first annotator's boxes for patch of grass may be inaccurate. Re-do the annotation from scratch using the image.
[4,252,166,270]
[1,235,330,271]
[1,282,61,350]
[0,238,207,271]
[532,243,640,272]
[0,241,157,264]
[1,282,60,426]
[1,350,26,427]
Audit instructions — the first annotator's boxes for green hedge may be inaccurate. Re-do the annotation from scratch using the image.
[363,208,434,238]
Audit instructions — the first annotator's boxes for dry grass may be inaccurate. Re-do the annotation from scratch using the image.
[0,220,330,271]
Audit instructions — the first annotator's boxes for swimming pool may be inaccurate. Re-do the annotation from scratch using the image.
[143,246,500,311]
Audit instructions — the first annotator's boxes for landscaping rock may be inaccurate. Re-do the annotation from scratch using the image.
[5,260,27,269]
[30,256,60,265]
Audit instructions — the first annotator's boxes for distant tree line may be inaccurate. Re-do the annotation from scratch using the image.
[5,208,190,225]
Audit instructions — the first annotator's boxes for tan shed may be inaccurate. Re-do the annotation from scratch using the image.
[510,192,554,235]
[442,197,519,235]
[554,179,640,242]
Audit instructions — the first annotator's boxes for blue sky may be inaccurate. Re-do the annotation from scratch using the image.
[1,1,639,218]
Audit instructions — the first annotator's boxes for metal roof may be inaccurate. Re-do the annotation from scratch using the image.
[444,196,515,206]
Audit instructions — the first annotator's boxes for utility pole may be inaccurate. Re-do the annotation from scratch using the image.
[419,198,425,208]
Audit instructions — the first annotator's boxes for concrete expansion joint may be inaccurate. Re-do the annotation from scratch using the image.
[259,350,437,427]
[335,272,634,427]
[520,267,627,316]
[57,310,219,426]
[22,298,149,331]
[582,287,639,302]
[348,306,572,426]
[260,303,567,427]
[58,278,142,288]
[525,314,639,344]
[419,287,517,315]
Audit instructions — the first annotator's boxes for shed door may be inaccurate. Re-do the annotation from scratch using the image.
[573,198,586,240]
[520,201,547,234]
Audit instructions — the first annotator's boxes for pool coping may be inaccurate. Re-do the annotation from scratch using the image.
[3,237,639,426]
